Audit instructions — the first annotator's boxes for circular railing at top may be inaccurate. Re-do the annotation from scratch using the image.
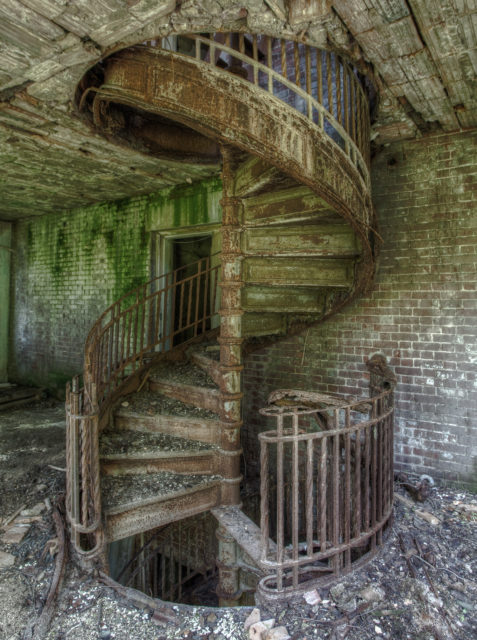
[144,33,371,188]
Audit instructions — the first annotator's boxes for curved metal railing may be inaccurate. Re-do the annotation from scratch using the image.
[66,255,220,556]
[143,33,370,186]
[258,373,394,598]
[84,254,220,405]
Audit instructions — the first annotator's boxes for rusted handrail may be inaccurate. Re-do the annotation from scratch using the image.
[258,376,394,598]
[66,255,220,556]
[146,33,370,186]
[84,254,220,406]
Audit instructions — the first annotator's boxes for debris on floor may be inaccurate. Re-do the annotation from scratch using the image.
[0,401,476,640]
[0,384,45,412]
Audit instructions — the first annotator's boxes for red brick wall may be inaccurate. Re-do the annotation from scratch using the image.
[243,129,477,489]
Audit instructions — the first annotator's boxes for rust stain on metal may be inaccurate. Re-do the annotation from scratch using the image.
[258,361,395,598]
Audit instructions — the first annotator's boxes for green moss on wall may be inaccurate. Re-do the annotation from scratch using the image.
[145,176,222,230]
[11,176,222,392]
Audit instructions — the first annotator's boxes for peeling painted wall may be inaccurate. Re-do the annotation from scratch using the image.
[9,177,222,394]
[243,129,477,488]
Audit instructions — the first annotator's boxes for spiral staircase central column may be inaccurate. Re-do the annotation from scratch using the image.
[218,146,243,507]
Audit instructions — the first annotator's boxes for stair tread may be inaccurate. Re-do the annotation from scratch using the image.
[188,341,220,362]
[150,361,217,389]
[102,471,221,514]
[116,389,220,421]
[100,429,218,458]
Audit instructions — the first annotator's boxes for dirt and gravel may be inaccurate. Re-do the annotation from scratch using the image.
[101,472,221,511]
[150,362,216,390]
[100,430,216,456]
[1,400,476,640]
[116,389,220,421]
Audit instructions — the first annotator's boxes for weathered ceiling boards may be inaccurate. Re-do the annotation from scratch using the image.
[0,0,476,219]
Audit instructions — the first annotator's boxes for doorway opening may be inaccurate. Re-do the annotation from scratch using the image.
[169,234,213,345]
[172,234,212,345]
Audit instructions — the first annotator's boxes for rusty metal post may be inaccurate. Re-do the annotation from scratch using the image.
[218,145,243,506]
[215,524,241,606]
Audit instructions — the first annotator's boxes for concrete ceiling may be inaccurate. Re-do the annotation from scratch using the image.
[0,0,476,220]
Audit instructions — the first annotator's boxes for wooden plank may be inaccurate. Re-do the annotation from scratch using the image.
[0,0,65,41]
[243,224,359,256]
[242,284,327,313]
[243,186,337,225]
[233,155,284,197]
[243,256,354,287]
[19,0,67,20]
[373,0,409,22]
[288,0,332,25]
[242,312,286,338]
[0,16,55,57]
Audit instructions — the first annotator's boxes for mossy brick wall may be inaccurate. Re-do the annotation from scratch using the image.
[0,222,12,382]
[243,129,477,488]
[10,177,221,394]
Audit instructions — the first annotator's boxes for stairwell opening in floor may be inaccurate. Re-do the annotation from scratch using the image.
[108,512,222,606]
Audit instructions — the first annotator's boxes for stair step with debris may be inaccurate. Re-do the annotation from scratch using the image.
[148,361,221,413]
[100,429,220,475]
[187,345,221,387]
[114,391,222,445]
[102,472,222,541]
[236,178,365,341]
[243,312,287,338]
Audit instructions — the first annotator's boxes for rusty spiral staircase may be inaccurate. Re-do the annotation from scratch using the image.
[66,33,391,602]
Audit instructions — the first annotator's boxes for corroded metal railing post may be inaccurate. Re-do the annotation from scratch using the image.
[218,145,243,507]
[216,524,241,606]
[258,372,395,599]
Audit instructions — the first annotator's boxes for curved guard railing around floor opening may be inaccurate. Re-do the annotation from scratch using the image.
[258,373,395,598]
[66,255,220,556]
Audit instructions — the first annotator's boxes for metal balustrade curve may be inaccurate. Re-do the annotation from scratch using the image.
[66,255,220,556]
[100,33,371,188]
[258,376,395,598]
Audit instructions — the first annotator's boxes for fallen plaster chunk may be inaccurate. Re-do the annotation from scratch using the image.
[303,588,321,605]
[264,627,291,640]
[1,524,30,544]
[359,584,386,603]
[249,619,275,639]
[244,608,261,630]
[0,550,15,569]
[21,502,46,517]
[457,503,477,514]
